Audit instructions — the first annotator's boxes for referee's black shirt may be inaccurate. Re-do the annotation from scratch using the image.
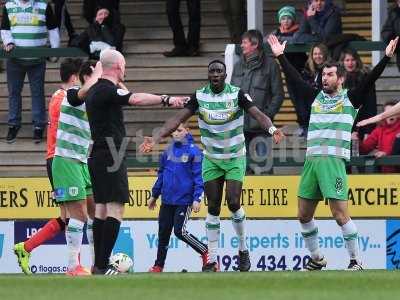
[85,78,132,152]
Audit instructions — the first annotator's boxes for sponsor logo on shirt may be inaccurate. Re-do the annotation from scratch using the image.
[207,111,232,121]
[315,100,344,113]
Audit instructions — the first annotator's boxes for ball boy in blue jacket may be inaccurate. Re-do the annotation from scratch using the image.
[148,123,208,272]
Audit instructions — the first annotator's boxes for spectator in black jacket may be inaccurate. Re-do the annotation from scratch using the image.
[292,43,329,136]
[72,6,125,60]
[295,0,342,43]
[382,0,400,71]
[340,48,377,139]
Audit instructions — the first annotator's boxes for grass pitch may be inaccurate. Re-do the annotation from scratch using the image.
[0,271,399,300]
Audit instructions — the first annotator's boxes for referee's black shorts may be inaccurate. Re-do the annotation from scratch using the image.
[88,149,129,204]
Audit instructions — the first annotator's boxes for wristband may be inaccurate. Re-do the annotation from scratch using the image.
[160,94,170,107]
[268,126,277,135]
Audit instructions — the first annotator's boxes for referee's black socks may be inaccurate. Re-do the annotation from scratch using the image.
[93,217,105,269]
[101,217,121,269]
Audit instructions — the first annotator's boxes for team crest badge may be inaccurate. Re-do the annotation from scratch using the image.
[69,187,79,197]
[335,178,343,194]
[181,155,189,163]
[226,101,233,108]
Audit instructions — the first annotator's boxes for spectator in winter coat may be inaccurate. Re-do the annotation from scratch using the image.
[295,0,342,43]
[354,100,400,173]
[231,29,284,171]
[71,6,125,60]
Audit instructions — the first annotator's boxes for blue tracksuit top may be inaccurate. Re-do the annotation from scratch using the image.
[151,133,204,205]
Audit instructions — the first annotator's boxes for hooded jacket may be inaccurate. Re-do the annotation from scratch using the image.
[151,133,204,205]
[359,120,400,173]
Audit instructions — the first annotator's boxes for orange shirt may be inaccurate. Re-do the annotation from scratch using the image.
[46,89,66,159]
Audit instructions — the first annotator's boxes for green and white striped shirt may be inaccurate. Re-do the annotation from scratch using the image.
[186,83,254,159]
[55,90,92,163]
[5,0,48,47]
[307,89,358,161]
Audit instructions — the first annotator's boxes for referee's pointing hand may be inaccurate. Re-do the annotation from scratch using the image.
[169,96,190,108]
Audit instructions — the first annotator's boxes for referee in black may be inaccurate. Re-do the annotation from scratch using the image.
[75,49,188,275]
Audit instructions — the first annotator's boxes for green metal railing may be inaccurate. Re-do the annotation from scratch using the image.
[0,47,87,59]
[0,41,385,59]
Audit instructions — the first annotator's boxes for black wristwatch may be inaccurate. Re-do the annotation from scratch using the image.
[161,94,170,107]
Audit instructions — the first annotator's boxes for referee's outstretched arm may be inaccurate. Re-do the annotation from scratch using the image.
[127,93,187,107]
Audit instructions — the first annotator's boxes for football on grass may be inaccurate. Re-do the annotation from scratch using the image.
[109,253,133,273]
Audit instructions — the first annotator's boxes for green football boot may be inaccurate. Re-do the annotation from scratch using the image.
[14,242,32,275]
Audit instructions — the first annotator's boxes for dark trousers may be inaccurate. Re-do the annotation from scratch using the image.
[219,0,246,44]
[155,203,207,268]
[7,60,46,129]
[166,0,201,49]
[52,0,75,37]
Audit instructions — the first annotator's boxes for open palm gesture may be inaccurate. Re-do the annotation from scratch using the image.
[267,35,287,57]
[386,37,399,58]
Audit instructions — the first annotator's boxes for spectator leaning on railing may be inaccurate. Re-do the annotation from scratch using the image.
[355,100,400,173]
[1,0,60,144]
